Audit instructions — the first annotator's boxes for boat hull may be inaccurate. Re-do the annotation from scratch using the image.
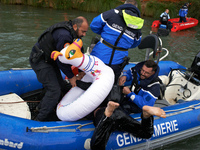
[0,69,65,96]
[2,60,200,150]
[107,100,200,149]
[1,100,200,150]
[0,61,185,96]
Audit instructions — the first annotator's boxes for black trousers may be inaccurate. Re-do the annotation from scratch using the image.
[120,100,142,114]
[90,107,154,150]
[29,53,71,121]
[167,21,172,30]
[107,63,122,84]
[179,17,187,22]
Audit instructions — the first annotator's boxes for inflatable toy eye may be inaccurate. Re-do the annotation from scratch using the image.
[68,50,76,59]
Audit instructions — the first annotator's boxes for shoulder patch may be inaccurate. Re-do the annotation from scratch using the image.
[114,9,119,14]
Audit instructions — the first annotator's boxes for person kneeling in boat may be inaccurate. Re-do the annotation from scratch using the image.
[179,3,189,22]
[118,60,160,114]
[90,101,166,150]
[82,60,160,118]
[90,60,161,149]
[159,9,172,30]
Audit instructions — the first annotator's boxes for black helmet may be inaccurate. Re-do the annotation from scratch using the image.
[184,2,189,7]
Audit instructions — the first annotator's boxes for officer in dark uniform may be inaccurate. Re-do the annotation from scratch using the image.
[29,16,89,121]
[90,60,161,149]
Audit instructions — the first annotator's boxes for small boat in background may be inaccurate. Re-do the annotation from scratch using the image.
[151,17,198,32]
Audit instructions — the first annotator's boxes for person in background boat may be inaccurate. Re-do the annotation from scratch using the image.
[29,16,89,121]
[89,0,143,83]
[118,60,160,114]
[159,9,172,30]
[179,3,189,22]
[90,101,166,150]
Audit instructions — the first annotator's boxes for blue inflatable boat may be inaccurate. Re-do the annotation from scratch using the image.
[1,59,200,150]
[1,34,200,150]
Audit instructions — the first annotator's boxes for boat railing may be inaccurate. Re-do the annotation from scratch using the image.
[147,47,169,61]
[28,122,94,133]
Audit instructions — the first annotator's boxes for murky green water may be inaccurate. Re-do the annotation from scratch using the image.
[1,4,200,71]
[0,3,200,149]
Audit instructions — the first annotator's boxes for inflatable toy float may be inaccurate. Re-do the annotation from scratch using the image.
[151,17,198,32]
[51,39,114,121]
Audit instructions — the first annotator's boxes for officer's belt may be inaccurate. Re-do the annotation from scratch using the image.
[100,38,128,51]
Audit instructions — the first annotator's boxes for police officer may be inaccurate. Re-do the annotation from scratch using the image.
[90,0,143,83]
[29,16,89,121]
[90,60,161,149]
[160,9,172,30]
[179,3,189,22]
[160,9,170,24]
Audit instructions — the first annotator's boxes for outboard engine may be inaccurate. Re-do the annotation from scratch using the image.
[190,51,200,80]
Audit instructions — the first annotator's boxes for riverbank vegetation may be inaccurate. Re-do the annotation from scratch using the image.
[0,0,199,20]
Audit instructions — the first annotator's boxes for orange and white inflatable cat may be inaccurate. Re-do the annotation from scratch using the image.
[51,39,114,121]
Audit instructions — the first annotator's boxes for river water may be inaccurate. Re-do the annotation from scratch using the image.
[0,4,200,150]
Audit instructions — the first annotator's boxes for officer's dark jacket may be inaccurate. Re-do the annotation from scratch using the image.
[123,61,160,109]
[32,21,78,78]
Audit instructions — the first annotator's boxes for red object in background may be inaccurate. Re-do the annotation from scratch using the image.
[65,66,79,80]
[151,18,198,32]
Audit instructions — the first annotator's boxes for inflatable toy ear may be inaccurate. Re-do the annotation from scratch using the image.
[73,39,83,48]
[64,39,83,60]
[51,51,63,61]
[64,43,70,48]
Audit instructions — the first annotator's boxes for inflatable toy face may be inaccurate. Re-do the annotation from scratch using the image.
[51,39,84,65]
[64,39,83,60]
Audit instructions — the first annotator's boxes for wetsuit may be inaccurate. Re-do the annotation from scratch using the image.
[90,4,142,81]
[29,21,81,121]
[90,61,160,149]
[91,106,153,150]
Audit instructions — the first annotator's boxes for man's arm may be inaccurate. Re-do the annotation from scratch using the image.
[126,88,158,109]
[119,68,134,85]
[53,28,77,87]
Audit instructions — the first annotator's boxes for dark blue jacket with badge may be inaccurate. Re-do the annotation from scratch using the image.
[122,61,160,109]
[90,4,142,65]
[179,5,188,17]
